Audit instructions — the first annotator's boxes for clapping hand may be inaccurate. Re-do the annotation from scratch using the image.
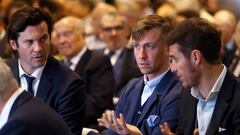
[98,110,142,135]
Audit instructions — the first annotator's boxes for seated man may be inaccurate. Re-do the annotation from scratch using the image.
[98,15,183,135]
[161,18,240,135]
[53,16,114,131]
[0,58,73,135]
[6,7,86,135]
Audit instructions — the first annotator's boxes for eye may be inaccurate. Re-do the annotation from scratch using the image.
[145,43,155,49]
[24,40,33,46]
[64,31,72,37]
[40,36,49,43]
[133,44,140,49]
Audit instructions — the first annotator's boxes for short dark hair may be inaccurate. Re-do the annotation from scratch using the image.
[132,15,172,44]
[166,17,221,63]
[7,6,52,42]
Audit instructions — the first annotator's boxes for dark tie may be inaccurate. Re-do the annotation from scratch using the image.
[107,51,115,58]
[64,59,72,67]
[23,74,35,95]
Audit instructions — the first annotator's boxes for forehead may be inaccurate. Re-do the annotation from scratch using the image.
[101,17,124,27]
[18,21,49,39]
[169,43,182,55]
[54,21,74,32]
[132,28,162,44]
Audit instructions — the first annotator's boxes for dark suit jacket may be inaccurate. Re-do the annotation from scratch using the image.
[111,48,142,96]
[74,49,114,129]
[222,42,237,67]
[103,70,183,135]
[176,71,240,135]
[0,91,73,135]
[7,57,86,135]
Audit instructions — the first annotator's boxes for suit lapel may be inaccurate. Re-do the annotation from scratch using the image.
[182,90,198,134]
[74,49,91,77]
[125,78,144,123]
[206,71,234,135]
[36,57,54,101]
[136,71,176,126]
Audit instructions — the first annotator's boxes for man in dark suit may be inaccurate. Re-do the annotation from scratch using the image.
[0,58,73,135]
[97,15,183,135]
[99,12,142,99]
[223,20,240,77]
[6,7,86,135]
[53,16,114,133]
[161,18,240,135]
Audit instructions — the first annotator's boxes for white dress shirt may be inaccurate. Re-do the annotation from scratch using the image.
[64,46,87,71]
[104,48,123,66]
[19,60,45,96]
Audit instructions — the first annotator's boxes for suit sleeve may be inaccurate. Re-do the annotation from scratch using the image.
[85,56,114,128]
[57,78,86,135]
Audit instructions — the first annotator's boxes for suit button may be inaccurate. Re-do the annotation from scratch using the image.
[138,111,141,114]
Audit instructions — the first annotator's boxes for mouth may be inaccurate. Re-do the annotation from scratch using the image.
[33,55,44,61]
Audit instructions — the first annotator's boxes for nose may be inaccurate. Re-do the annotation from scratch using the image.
[33,42,43,52]
[138,47,147,59]
[110,29,117,36]
[170,64,176,73]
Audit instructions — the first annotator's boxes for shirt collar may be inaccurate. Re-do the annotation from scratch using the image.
[191,65,227,101]
[104,47,123,57]
[0,88,24,129]
[18,60,46,81]
[144,69,169,89]
[65,46,87,67]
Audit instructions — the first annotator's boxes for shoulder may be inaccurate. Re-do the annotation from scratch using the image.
[121,77,144,94]
[5,94,73,135]
[88,50,110,63]
[45,56,81,80]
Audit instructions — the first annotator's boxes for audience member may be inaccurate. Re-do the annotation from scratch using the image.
[98,15,183,135]
[99,12,142,100]
[160,18,240,135]
[85,2,117,50]
[0,57,73,135]
[6,7,86,135]
[213,10,237,59]
[53,16,114,132]
[225,20,240,77]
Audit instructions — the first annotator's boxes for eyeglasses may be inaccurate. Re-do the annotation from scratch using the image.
[102,25,124,33]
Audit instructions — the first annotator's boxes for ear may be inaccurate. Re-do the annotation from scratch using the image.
[191,49,201,65]
[9,39,18,51]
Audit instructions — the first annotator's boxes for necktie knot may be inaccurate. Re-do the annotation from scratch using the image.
[23,74,35,95]
[107,51,115,58]
[64,59,72,67]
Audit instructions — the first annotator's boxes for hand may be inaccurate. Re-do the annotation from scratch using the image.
[98,111,142,135]
[193,128,199,135]
[160,122,175,135]
[160,122,199,135]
